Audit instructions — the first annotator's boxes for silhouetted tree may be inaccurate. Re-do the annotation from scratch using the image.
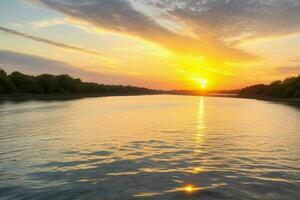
[0,68,160,96]
[9,71,43,94]
[56,75,82,93]
[239,74,300,98]
[36,74,60,94]
[0,68,15,93]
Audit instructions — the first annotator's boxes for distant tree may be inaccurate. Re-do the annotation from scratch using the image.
[56,74,82,93]
[294,75,300,97]
[9,71,43,94]
[81,82,109,93]
[295,90,300,97]
[37,74,60,94]
[0,68,159,95]
[239,84,267,96]
[239,74,300,98]
[0,68,16,93]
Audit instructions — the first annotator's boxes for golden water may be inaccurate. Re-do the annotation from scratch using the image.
[0,95,299,199]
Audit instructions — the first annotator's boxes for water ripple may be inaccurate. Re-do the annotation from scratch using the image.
[0,95,299,199]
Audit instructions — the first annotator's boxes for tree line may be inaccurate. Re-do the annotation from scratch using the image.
[239,74,300,98]
[0,68,160,95]
[2,67,299,98]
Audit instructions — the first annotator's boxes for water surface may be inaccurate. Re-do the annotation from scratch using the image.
[0,95,299,199]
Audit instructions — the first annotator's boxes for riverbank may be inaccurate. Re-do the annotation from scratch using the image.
[169,93,300,106]
[238,95,300,105]
[1,93,299,106]
[0,93,162,101]
[215,94,300,105]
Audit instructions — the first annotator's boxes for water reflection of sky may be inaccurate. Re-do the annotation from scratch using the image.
[0,95,299,199]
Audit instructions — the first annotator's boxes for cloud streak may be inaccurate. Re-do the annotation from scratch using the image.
[0,26,104,56]
[30,18,67,29]
[28,0,300,63]
[276,65,300,73]
[0,49,138,85]
[30,0,257,62]
[144,0,300,42]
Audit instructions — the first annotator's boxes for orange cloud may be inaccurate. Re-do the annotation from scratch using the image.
[31,0,258,63]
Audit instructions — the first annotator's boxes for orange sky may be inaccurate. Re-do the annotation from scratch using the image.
[1,0,300,90]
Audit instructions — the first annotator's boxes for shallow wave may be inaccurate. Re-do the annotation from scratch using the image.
[0,95,299,199]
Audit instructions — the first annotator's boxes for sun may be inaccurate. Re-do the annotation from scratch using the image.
[197,78,207,89]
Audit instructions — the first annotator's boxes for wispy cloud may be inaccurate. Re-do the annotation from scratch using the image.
[30,17,67,29]
[0,26,104,56]
[30,0,258,63]
[143,0,300,42]
[289,58,300,63]
[276,65,300,73]
[0,49,139,85]
[27,0,300,63]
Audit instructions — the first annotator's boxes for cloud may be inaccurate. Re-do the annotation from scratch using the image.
[145,0,300,42]
[30,18,67,29]
[0,49,138,85]
[276,65,300,73]
[29,0,258,62]
[289,58,300,63]
[28,0,300,63]
[0,26,104,56]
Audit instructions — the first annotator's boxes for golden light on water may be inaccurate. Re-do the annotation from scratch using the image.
[182,184,198,193]
[195,96,205,151]
[192,167,204,173]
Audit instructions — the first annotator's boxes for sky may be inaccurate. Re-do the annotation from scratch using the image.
[1,0,300,90]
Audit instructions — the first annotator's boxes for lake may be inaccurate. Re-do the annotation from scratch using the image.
[0,95,299,200]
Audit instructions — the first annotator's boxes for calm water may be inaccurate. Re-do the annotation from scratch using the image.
[0,95,299,200]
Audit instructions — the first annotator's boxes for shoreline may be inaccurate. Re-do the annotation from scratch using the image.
[0,93,299,106]
[0,93,162,101]
[237,95,300,105]
[168,93,300,105]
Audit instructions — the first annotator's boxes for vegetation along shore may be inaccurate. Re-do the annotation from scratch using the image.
[1,68,299,104]
[0,68,163,100]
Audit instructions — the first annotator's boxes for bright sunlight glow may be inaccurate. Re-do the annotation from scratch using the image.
[198,78,207,89]
[182,184,198,193]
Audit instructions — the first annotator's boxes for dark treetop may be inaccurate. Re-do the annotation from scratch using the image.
[238,74,300,98]
[1,68,299,99]
[0,68,161,96]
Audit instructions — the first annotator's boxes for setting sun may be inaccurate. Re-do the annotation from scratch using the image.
[198,79,208,89]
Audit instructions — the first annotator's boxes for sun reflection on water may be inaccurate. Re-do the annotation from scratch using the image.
[192,167,204,173]
[182,184,199,193]
[1,96,299,199]
[196,96,206,146]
